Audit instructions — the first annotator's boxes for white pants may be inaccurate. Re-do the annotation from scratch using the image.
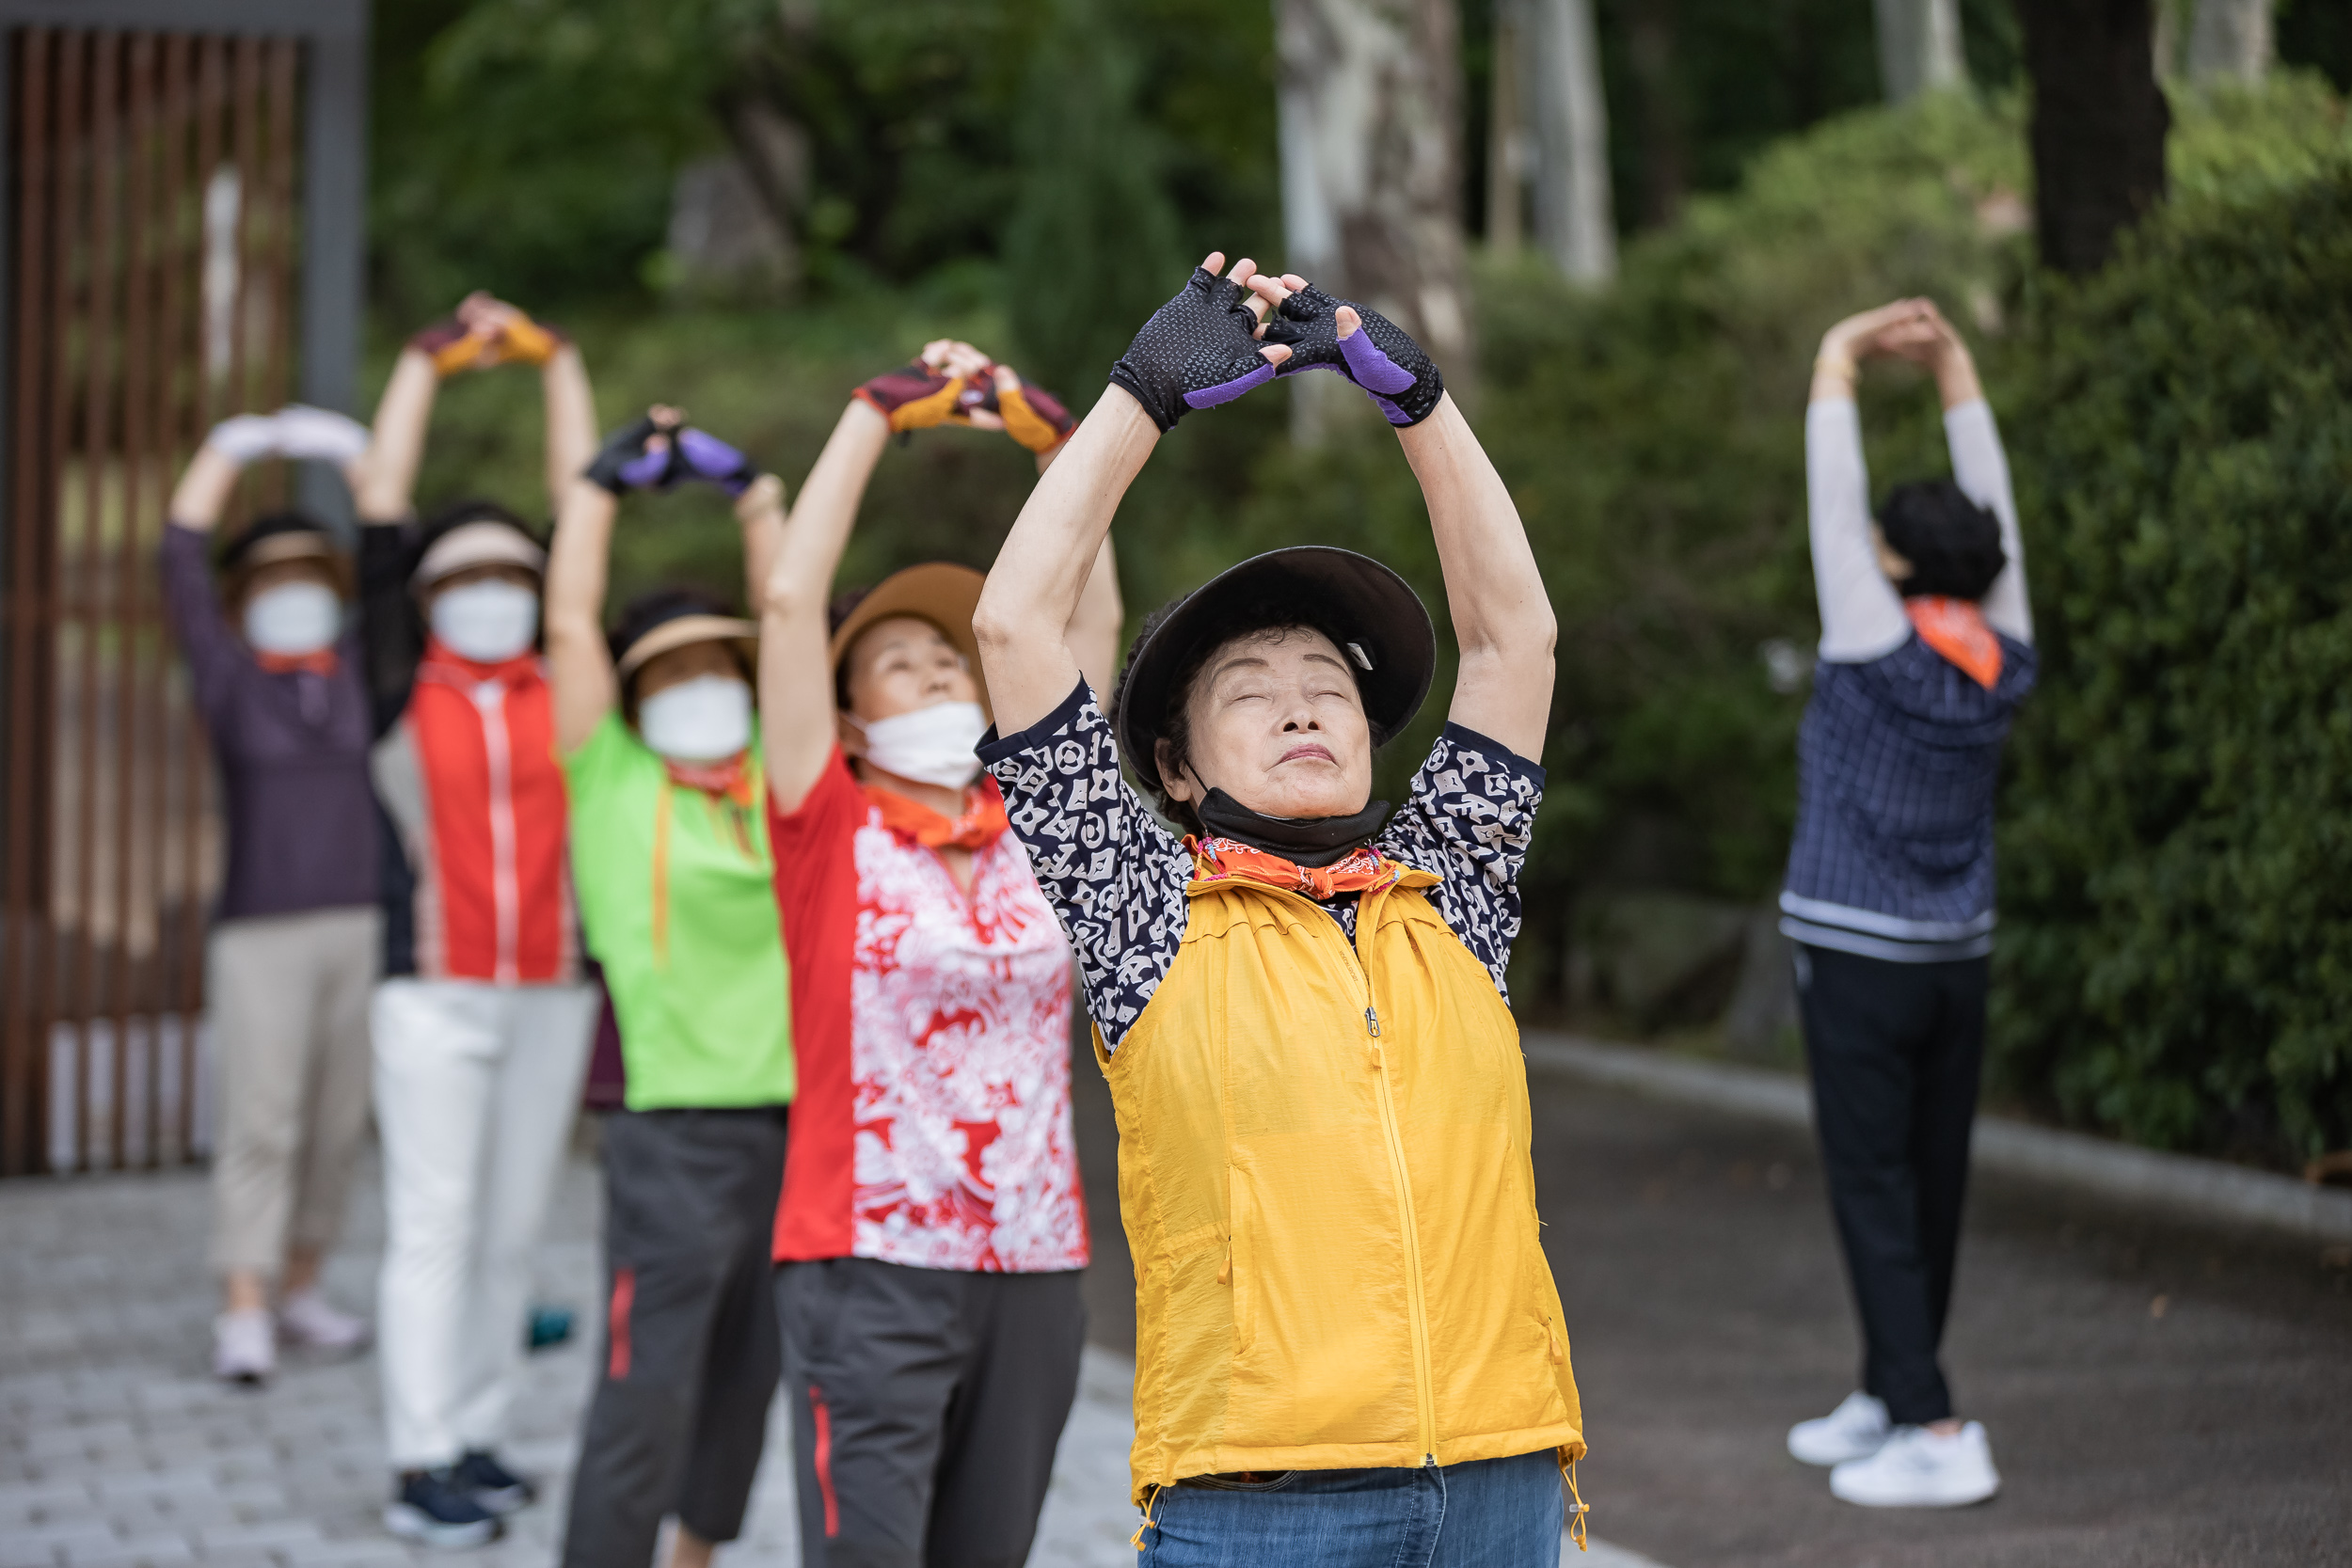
[373,977,597,1471]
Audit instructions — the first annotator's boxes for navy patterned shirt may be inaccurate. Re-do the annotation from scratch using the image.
[1780,635,2038,960]
[978,679,1544,1049]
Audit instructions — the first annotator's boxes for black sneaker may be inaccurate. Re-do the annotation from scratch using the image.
[385,1467,501,1548]
[453,1449,536,1515]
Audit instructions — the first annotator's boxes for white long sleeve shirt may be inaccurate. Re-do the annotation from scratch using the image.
[1805,395,2032,662]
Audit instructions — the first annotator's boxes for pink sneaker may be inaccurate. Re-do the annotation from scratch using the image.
[278,1288,371,1354]
[214,1308,275,1386]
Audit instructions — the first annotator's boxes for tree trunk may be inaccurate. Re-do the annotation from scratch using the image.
[1276,0,1474,441]
[1528,0,1615,282]
[1623,0,1686,229]
[2188,0,2274,83]
[1873,0,1966,102]
[1486,0,1528,252]
[2019,0,2170,276]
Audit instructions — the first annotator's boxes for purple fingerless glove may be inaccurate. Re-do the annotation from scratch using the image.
[1107,266,1281,433]
[675,428,755,497]
[1260,284,1445,425]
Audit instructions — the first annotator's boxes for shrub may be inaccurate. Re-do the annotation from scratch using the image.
[1994,150,2352,1164]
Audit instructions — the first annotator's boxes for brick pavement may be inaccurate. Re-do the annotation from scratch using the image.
[0,1147,1641,1568]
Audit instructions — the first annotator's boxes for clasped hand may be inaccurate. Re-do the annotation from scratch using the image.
[1107,253,1446,433]
[586,404,757,498]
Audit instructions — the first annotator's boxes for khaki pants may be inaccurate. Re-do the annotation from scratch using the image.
[207,906,382,1276]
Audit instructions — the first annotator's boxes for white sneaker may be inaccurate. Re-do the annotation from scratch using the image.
[278,1288,371,1354]
[213,1308,276,1386]
[1829,1421,2000,1507]
[1787,1390,1889,1465]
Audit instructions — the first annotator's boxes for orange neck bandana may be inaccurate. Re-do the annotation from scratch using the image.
[866,779,1009,851]
[256,648,339,678]
[1905,596,2003,689]
[664,752,757,805]
[1190,837,1397,901]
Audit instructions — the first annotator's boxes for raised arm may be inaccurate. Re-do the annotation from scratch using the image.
[1915,309,2030,643]
[1393,395,1554,760]
[163,408,372,704]
[540,341,597,516]
[971,392,1159,732]
[545,474,623,755]
[976,254,1289,732]
[759,399,893,812]
[1237,270,1552,758]
[554,408,777,754]
[1806,300,1928,663]
[353,347,439,524]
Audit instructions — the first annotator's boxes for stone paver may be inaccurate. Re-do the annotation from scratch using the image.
[0,1144,1634,1568]
[0,1143,1102,1568]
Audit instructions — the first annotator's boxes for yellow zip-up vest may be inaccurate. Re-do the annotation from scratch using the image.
[1096,857,1585,1506]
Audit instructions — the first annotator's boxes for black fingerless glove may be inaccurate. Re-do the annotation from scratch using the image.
[1260,283,1446,426]
[585,415,667,494]
[1106,266,1281,433]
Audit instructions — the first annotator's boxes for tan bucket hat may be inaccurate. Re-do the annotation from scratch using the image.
[613,612,759,686]
[411,519,548,590]
[827,562,989,716]
[224,525,354,599]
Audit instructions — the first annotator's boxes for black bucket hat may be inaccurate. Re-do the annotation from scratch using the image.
[1113,546,1436,788]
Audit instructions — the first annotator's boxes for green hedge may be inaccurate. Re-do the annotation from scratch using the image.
[1994,151,2352,1164]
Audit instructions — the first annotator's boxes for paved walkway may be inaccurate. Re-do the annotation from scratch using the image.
[0,1142,1642,1568]
[18,1053,2340,1568]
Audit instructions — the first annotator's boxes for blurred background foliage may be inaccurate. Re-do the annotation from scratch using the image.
[363,4,2352,1165]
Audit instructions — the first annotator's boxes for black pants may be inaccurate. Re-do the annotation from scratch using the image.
[1794,943,1986,1426]
[776,1257,1086,1568]
[561,1107,789,1568]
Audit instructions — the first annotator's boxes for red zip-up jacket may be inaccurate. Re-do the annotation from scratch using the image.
[371,641,578,983]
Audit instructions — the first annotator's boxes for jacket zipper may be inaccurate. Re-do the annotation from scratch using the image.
[1270,881,1439,1464]
[473,679,521,983]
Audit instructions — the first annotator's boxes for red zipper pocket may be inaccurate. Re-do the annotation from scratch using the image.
[607,1268,635,1380]
[809,1383,841,1537]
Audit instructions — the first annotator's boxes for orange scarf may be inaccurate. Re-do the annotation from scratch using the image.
[865,778,1009,850]
[651,751,760,968]
[1906,595,2003,689]
[664,752,757,805]
[256,648,338,677]
[1190,837,1397,900]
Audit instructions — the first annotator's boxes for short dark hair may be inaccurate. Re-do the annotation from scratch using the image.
[1878,480,2005,600]
[1109,590,1370,837]
[607,586,747,718]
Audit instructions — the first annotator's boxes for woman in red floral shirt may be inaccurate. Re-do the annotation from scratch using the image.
[758,339,1120,1567]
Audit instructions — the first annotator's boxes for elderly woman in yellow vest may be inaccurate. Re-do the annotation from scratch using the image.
[973,254,1585,1566]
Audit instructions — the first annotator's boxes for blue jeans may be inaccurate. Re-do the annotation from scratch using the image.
[1137,1450,1564,1568]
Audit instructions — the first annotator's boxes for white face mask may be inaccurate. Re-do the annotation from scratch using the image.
[429,579,540,663]
[242,580,341,656]
[638,674,753,763]
[853,700,988,790]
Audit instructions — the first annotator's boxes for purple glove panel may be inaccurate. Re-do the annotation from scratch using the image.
[675,428,755,496]
[1260,283,1446,426]
[1183,361,1280,412]
[587,417,758,496]
[614,444,672,490]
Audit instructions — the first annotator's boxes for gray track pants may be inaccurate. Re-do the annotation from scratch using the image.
[561,1106,789,1568]
[776,1258,1085,1568]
